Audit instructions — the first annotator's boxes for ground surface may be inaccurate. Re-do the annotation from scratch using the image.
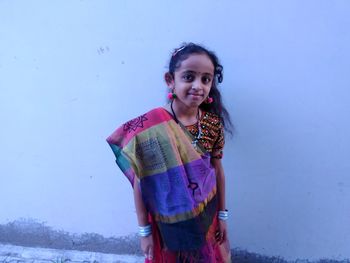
[0,244,143,263]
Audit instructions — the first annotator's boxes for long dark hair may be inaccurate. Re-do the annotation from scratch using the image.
[167,42,233,135]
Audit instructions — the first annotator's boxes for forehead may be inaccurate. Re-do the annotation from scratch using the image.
[176,54,214,74]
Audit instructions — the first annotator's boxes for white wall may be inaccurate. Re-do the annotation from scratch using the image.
[1,0,349,260]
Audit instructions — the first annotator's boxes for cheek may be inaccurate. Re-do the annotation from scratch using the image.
[206,84,213,93]
[175,82,190,90]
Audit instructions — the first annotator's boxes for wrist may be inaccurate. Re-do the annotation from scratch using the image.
[218,209,229,221]
[138,224,152,237]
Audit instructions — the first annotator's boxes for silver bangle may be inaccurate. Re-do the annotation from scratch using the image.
[218,210,229,221]
[138,224,152,237]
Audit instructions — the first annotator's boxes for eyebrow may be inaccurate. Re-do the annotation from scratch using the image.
[181,70,213,77]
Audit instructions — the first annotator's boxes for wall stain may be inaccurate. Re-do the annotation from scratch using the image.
[97,46,109,55]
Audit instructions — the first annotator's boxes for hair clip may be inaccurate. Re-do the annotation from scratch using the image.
[172,45,186,57]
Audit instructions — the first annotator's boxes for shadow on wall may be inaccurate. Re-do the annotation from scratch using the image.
[0,219,349,263]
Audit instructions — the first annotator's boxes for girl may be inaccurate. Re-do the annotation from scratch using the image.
[107,43,232,262]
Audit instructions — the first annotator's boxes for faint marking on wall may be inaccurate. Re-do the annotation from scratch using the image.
[97,46,110,55]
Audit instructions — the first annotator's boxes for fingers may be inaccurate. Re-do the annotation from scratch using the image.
[215,230,226,244]
[148,245,154,261]
[215,230,222,242]
[141,235,153,261]
[144,244,153,262]
[220,230,226,245]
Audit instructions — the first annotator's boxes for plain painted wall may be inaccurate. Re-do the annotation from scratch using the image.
[1,0,349,260]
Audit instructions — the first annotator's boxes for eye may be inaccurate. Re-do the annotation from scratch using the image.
[202,76,212,84]
[182,73,194,82]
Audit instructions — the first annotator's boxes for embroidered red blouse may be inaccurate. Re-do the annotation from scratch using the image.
[185,111,225,159]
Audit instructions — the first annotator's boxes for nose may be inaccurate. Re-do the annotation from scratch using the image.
[191,78,202,90]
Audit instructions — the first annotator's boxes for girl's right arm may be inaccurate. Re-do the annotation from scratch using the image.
[133,179,154,260]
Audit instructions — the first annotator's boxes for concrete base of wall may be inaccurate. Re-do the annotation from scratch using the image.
[1,219,349,263]
[0,219,140,255]
[0,244,144,263]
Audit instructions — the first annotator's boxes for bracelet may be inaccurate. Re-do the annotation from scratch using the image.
[138,224,152,237]
[218,210,229,221]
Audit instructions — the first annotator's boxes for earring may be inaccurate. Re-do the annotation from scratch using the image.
[167,92,177,100]
[205,96,213,104]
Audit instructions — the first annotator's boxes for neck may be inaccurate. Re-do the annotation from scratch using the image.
[171,100,199,125]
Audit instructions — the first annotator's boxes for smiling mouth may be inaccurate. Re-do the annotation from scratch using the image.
[188,94,203,101]
[188,93,203,97]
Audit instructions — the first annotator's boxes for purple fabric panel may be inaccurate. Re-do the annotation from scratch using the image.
[140,155,216,217]
[140,165,195,216]
[183,155,216,204]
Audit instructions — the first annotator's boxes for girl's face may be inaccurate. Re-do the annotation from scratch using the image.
[167,54,214,108]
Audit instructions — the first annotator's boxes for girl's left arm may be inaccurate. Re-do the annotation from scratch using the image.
[211,158,226,211]
[211,157,228,244]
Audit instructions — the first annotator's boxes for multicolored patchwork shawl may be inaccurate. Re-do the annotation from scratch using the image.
[107,107,218,250]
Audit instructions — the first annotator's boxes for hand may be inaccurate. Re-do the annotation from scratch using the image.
[215,219,228,245]
[140,235,153,261]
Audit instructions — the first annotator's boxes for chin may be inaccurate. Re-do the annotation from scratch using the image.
[188,97,204,104]
[187,101,203,107]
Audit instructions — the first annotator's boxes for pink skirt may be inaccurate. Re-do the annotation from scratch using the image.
[146,213,232,263]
